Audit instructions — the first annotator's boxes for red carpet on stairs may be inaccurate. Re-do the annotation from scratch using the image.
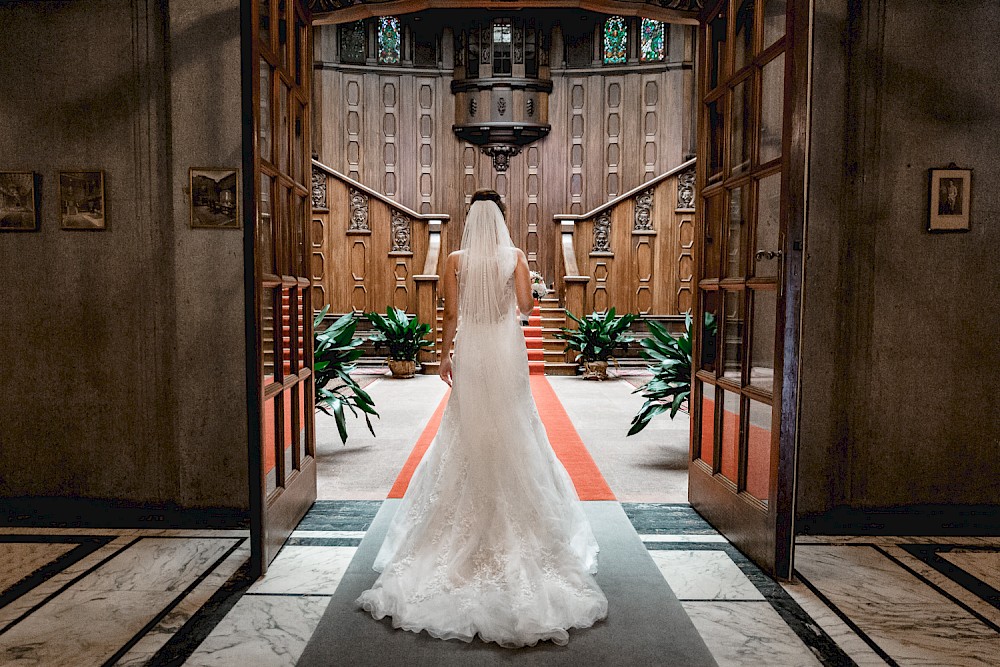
[388,375,615,501]
[525,303,546,375]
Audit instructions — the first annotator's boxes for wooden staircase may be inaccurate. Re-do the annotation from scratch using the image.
[428,295,576,376]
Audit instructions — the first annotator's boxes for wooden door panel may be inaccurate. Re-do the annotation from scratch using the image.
[252,0,316,575]
[689,0,804,579]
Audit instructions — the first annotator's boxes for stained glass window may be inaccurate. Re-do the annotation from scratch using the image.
[378,16,401,65]
[640,19,665,62]
[339,21,365,64]
[603,16,627,64]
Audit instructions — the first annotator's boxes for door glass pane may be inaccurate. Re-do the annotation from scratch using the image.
[259,60,272,164]
[722,290,744,383]
[278,84,290,173]
[296,19,305,85]
[708,11,727,90]
[763,0,786,49]
[298,379,308,465]
[720,390,741,483]
[746,398,772,503]
[264,396,279,496]
[258,174,274,275]
[760,53,784,164]
[278,0,289,69]
[725,186,748,278]
[698,382,716,466]
[754,172,781,277]
[730,79,751,176]
[700,291,720,373]
[707,99,724,182]
[293,102,304,185]
[703,194,724,279]
[283,387,294,479]
[259,0,271,47]
[734,0,754,70]
[749,289,777,394]
[262,286,277,384]
[277,184,290,274]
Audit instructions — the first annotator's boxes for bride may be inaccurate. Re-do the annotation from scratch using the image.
[357,189,608,648]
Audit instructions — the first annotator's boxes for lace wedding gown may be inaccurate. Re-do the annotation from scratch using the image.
[357,208,608,648]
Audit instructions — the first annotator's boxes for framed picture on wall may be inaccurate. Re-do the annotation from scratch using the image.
[0,171,40,232]
[928,167,971,232]
[189,168,240,229]
[60,170,106,230]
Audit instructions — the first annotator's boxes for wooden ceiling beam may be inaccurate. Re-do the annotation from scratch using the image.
[309,0,701,26]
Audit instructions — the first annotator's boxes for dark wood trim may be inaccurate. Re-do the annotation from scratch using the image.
[771,0,811,580]
[241,0,265,580]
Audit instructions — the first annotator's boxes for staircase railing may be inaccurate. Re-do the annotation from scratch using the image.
[554,159,696,333]
[310,159,449,364]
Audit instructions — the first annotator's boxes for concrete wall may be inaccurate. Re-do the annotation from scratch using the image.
[0,0,249,516]
[798,0,1000,520]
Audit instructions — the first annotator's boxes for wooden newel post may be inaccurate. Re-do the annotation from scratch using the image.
[415,219,444,367]
[558,219,591,364]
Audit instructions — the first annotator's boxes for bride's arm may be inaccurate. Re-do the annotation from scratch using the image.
[439,252,460,385]
[513,249,533,315]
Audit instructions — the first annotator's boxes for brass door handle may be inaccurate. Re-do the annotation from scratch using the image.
[755,250,782,261]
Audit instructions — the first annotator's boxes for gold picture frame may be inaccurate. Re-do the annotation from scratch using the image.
[928,167,971,232]
[60,170,106,230]
[189,168,240,229]
[0,171,40,232]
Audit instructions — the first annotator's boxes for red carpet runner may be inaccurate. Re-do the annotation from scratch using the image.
[388,375,615,501]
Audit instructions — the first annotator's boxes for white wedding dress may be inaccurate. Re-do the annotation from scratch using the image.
[356,201,608,648]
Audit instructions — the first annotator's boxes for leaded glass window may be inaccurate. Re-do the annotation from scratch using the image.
[378,16,401,65]
[603,16,627,64]
[339,21,365,64]
[492,18,512,76]
[640,19,665,62]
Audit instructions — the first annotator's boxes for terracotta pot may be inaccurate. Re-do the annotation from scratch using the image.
[388,359,416,378]
[582,360,609,380]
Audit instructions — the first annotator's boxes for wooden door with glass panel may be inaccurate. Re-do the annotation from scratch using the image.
[690,0,802,579]
[254,0,315,573]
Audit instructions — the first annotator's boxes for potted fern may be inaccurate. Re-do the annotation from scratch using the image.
[556,308,637,380]
[627,312,716,436]
[366,306,434,378]
[313,306,378,444]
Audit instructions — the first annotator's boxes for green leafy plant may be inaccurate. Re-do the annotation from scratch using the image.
[313,306,378,444]
[366,307,434,362]
[555,308,637,363]
[627,312,717,436]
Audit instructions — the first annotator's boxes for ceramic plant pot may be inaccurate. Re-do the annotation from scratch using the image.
[582,360,609,381]
[388,359,416,378]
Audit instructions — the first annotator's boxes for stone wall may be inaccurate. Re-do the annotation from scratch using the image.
[0,0,249,517]
[798,0,1000,523]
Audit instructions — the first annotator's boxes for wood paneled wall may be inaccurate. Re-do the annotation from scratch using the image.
[312,20,694,287]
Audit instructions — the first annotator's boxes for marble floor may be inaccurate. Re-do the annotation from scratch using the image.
[3,505,999,666]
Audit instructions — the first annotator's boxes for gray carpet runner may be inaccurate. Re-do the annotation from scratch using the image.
[298,500,717,666]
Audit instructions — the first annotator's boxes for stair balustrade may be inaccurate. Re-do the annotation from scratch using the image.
[554,159,696,364]
[310,159,449,366]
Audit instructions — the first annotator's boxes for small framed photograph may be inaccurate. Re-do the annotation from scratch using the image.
[928,167,971,232]
[190,168,240,229]
[0,171,40,232]
[60,170,106,230]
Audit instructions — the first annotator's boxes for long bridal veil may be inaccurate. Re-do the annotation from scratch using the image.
[356,198,608,648]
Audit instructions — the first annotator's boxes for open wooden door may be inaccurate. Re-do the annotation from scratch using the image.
[689,0,808,579]
[249,0,316,575]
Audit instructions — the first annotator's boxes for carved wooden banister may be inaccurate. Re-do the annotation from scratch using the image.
[310,160,449,368]
[553,158,696,336]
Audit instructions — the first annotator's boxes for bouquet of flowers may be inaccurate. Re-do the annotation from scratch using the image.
[529,271,548,299]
